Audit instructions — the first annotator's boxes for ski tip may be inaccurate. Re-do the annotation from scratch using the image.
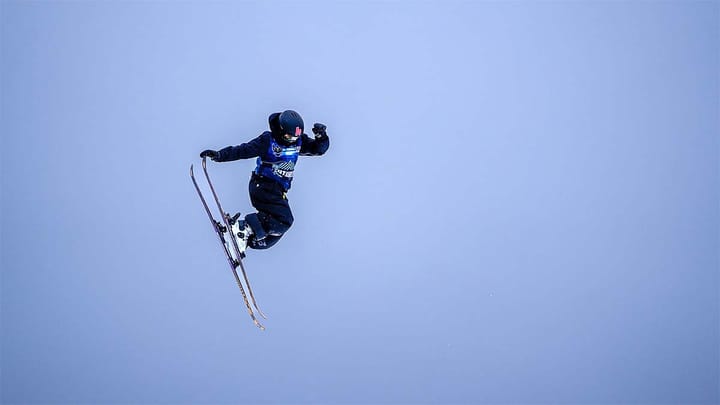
[190,164,194,175]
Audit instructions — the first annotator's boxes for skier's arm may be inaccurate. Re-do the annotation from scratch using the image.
[300,124,330,156]
[215,134,266,162]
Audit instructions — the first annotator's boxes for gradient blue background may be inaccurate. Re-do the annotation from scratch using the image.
[2,1,718,404]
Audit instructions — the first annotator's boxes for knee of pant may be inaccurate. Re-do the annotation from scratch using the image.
[270,219,292,236]
[274,212,294,230]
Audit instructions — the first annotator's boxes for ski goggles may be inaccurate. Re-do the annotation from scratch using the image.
[282,126,302,142]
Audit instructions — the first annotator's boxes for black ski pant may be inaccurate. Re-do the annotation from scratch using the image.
[245,174,294,250]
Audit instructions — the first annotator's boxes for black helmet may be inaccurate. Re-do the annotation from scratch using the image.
[278,110,304,142]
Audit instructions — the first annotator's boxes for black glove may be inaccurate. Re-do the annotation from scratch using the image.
[312,123,327,138]
[200,149,219,160]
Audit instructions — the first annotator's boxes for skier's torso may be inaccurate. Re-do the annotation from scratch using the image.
[254,132,301,190]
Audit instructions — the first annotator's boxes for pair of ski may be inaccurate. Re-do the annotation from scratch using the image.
[190,157,266,330]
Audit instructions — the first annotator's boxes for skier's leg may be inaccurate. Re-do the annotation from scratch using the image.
[244,213,267,240]
[246,211,292,250]
[246,176,294,249]
[257,202,294,236]
[248,201,293,248]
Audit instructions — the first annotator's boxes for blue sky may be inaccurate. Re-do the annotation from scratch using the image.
[2,1,718,404]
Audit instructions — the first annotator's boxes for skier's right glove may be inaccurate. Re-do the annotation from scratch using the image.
[200,149,219,161]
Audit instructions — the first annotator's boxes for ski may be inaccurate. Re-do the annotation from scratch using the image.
[200,158,267,320]
[190,159,266,330]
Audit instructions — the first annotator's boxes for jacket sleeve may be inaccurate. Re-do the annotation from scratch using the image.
[300,133,330,156]
[215,133,266,162]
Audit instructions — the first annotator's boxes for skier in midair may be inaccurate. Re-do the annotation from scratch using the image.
[200,110,330,256]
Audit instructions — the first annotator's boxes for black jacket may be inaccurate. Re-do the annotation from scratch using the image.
[215,114,330,189]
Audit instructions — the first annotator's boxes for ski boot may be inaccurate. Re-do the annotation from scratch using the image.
[229,215,253,259]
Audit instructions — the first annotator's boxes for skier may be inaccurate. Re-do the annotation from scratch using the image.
[200,110,330,256]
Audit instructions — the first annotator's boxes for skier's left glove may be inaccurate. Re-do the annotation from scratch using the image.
[200,149,219,161]
[312,123,327,138]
